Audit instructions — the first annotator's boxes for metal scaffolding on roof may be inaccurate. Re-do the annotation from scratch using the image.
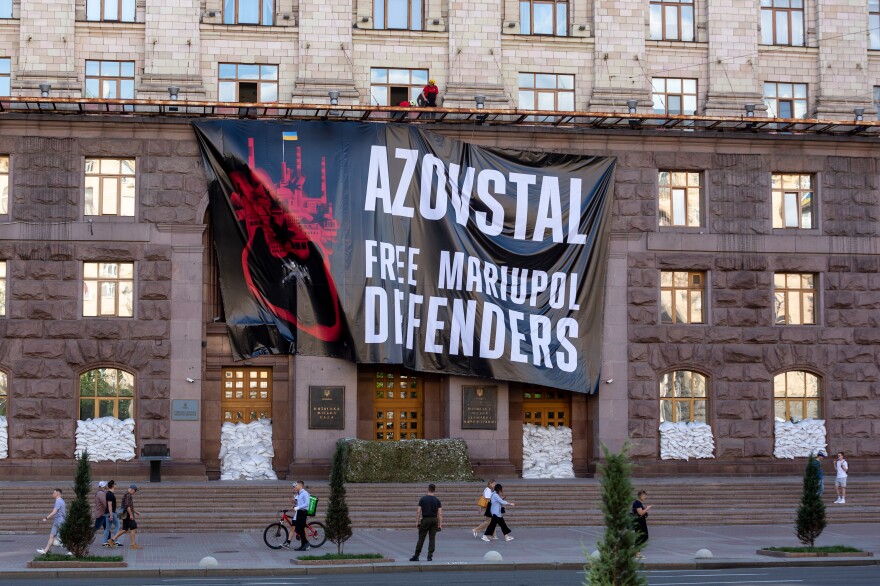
[1,96,879,138]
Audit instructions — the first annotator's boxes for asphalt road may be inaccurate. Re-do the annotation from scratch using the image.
[3,566,879,586]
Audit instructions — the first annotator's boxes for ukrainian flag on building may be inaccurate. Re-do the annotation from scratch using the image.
[282,131,298,141]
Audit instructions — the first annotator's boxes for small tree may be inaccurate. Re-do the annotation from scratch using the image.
[795,454,827,547]
[60,451,93,558]
[586,443,646,586]
[325,440,353,554]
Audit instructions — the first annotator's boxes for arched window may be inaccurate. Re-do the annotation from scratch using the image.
[79,368,134,420]
[0,371,7,417]
[660,370,707,423]
[774,370,820,422]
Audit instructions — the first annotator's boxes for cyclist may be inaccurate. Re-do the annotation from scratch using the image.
[284,480,311,551]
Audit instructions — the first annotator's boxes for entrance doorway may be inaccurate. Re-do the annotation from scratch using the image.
[522,387,571,427]
[221,367,272,423]
[372,370,424,440]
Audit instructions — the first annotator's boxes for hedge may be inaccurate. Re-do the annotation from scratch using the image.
[339,438,475,482]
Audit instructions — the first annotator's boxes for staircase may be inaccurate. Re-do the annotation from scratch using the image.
[2,478,876,534]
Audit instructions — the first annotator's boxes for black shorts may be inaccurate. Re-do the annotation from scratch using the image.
[122,518,138,531]
[484,508,492,518]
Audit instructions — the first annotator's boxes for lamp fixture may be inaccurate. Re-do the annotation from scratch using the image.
[744,103,756,117]
[39,83,51,98]
[168,86,180,100]
[206,10,217,17]
[854,107,865,122]
[474,95,486,109]
[506,21,516,28]
[626,99,638,114]
[328,90,340,106]
[360,16,369,22]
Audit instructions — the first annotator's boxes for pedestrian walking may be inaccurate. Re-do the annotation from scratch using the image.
[287,480,311,551]
[102,480,119,547]
[93,481,108,539]
[481,483,515,542]
[410,483,442,561]
[37,488,66,555]
[834,452,848,504]
[108,484,142,549]
[472,480,496,539]
[813,451,826,496]
[632,489,651,559]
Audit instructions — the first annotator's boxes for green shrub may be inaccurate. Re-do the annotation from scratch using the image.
[59,451,93,558]
[326,441,353,554]
[341,438,474,482]
[795,455,827,548]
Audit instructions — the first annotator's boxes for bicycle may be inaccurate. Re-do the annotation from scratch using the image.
[263,509,327,549]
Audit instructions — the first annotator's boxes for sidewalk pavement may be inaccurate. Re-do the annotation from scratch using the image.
[1,523,877,578]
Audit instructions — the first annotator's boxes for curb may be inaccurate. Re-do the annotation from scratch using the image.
[2,557,878,578]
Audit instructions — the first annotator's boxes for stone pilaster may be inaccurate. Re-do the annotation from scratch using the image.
[142,0,205,98]
[293,0,357,104]
[589,0,651,112]
[444,0,508,108]
[16,0,77,95]
[704,0,764,116]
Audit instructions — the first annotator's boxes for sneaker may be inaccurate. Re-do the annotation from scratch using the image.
[130,545,143,550]
[102,543,110,547]
[114,542,124,548]
[281,542,291,549]
[66,552,73,556]
[833,498,842,504]
[504,535,515,541]
[481,536,491,542]
[427,556,433,561]
[635,553,645,560]
[472,529,478,538]
[409,556,419,561]
[840,499,846,504]
[36,549,47,555]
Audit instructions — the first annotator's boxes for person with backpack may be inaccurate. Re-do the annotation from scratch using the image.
[288,480,311,551]
[108,484,141,549]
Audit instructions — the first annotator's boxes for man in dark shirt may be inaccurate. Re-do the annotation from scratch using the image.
[410,483,442,562]
[103,480,118,547]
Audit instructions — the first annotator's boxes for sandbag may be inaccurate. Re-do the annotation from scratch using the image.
[75,417,136,461]
[522,423,575,479]
[659,421,715,460]
[0,416,8,459]
[773,419,826,459]
[219,419,277,480]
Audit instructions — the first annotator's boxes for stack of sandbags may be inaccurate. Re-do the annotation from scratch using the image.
[219,419,277,480]
[659,421,715,460]
[0,416,7,459]
[75,417,136,461]
[774,418,827,459]
[521,423,575,479]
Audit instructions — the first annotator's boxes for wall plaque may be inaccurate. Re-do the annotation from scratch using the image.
[309,386,345,429]
[171,400,199,421]
[461,386,497,430]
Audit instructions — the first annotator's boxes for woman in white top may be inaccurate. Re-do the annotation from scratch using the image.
[482,483,515,542]
[472,480,496,538]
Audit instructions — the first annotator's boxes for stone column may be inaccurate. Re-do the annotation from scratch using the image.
[142,0,205,99]
[16,0,77,95]
[704,0,764,116]
[293,0,358,103]
[444,0,509,107]
[814,0,871,119]
[589,0,651,111]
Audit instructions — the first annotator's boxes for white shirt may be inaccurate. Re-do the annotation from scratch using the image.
[835,459,848,478]
[482,487,492,499]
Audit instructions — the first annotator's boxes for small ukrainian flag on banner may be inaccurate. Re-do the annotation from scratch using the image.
[282,131,298,141]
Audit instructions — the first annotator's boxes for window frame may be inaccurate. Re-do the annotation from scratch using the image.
[369,67,429,107]
[871,0,880,50]
[221,367,272,423]
[223,0,274,26]
[82,261,135,318]
[519,0,569,37]
[0,260,6,317]
[518,72,575,121]
[660,270,706,324]
[373,370,423,440]
[773,272,817,326]
[658,170,702,227]
[85,60,136,100]
[84,158,136,218]
[218,63,279,103]
[649,0,695,42]
[652,78,698,116]
[760,0,805,46]
[373,0,423,31]
[0,57,11,97]
[0,0,11,19]
[0,155,8,217]
[522,388,571,428]
[78,367,135,421]
[659,370,708,423]
[0,370,8,419]
[771,173,814,229]
[873,86,880,120]
[85,0,136,22]
[764,81,808,119]
[773,370,821,422]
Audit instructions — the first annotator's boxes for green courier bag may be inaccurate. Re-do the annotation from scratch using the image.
[307,495,318,516]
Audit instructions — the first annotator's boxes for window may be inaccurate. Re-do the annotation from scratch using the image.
[774,273,816,325]
[659,171,701,227]
[760,0,804,46]
[0,58,10,96]
[0,260,5,316]
[523,388,570,427]
[660,271,705,324]
[660,370,707,423]
[223,0,273,25]
[79,368,134,420]
[83,262,134,317]
[771,173,813,229]
[764,82,807,118]
[519,73,575,120]
[874,86,880,120]
[374,0,422,30]
[649,0,695,41]
[0,0,10,18]
[774,371,820,422]
[86,0,135,21]
[0,371,7,417]
[85,61,135,99]
[652,78,697,115]
[370,68,428,106]
[520,0,568,36]
[218,63,278,103]
[222,367,272,423]
[85,158,135,217]
[872,0,880,50]
[374,370,423,440]
[0,156,8,215]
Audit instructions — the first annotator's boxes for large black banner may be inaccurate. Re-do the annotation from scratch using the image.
[194,121,615,393]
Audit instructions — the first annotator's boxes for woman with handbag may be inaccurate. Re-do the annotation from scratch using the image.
[472,480,496,538]
[481,483,515,542]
